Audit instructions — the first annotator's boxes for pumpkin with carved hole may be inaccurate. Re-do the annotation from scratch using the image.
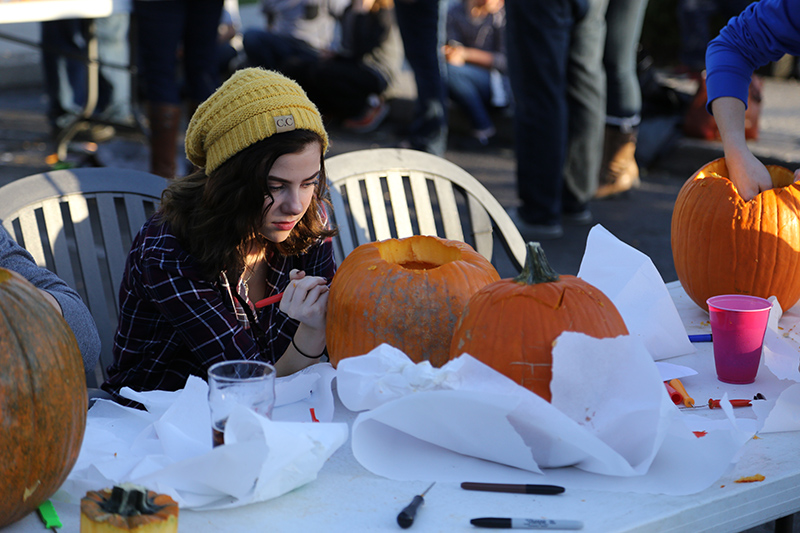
[671,158,800,311]
[327,235,500,367]
[449,242,628,402]
[0,268,87,528]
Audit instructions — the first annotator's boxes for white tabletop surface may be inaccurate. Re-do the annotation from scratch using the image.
[6,282,800,532]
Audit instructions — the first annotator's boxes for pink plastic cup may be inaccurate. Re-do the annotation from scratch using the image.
[707,295,772,384]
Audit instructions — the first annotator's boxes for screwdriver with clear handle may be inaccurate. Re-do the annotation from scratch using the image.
[397,482,435,529]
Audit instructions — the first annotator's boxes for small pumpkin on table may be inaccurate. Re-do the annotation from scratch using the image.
[450,242,629,402]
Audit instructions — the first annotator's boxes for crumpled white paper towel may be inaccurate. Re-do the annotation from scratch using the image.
[337,340,755,495]
[578,224,695,360]
[60,364,348,509]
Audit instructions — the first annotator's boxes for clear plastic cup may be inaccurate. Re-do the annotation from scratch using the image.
[208,360,276,447]
[706,295,772,384]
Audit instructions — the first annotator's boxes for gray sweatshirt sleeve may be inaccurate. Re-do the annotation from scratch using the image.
[0,226,101,376]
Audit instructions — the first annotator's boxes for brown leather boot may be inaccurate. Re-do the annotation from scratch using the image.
[147,103,181,178]
[595,125,640,199]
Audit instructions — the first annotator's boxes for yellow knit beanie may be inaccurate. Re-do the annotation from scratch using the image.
[185,68,328,174]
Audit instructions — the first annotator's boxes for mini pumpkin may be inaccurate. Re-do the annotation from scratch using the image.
[449,242,629,401]
[671,158,800,311]
[326,235,500,367]
[0,268,87,528]
[81,484,179,533]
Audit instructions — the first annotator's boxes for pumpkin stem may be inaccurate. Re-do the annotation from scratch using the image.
[101,484,165,516]
[514,242,560,285]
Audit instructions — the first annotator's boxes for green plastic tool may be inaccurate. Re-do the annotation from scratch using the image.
[38,500,61,531]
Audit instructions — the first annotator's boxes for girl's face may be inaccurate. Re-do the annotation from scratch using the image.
[260,141,321,243]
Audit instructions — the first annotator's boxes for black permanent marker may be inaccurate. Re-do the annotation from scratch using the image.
[471,517,583,530]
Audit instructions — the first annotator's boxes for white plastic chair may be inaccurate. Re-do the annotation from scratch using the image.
[0,168,169,387]
[325,148,526,272]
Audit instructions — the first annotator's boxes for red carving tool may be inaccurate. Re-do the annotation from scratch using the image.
[255,292,283,308]
[708,398,753,409]
[679,395,765,409]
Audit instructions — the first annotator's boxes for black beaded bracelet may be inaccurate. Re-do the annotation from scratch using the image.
[292,337,325,359]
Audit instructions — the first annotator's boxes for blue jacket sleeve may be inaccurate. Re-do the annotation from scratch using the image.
[706,0,800,113]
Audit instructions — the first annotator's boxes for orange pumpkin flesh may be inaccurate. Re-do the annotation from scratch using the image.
[671,158,800,311]
[0,268,87,528]
[327,235,500,367]
[450,242,629,402]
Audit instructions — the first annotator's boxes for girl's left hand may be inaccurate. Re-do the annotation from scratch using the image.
[279,269,329,331]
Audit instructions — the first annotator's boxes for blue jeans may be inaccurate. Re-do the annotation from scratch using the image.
[134,0,223,104]
[446,63,493,132]
[505,0,586,225]
[242,29,319,72]
[394,0,449,156]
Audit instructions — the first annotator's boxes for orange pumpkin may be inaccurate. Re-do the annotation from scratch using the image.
[0,268,87,528]
[327,235,500,367]
[671,158,800,311]
[449,242,628,402]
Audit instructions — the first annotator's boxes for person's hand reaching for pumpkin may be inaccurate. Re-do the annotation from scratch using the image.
[723,148,774,202]
[712,96,775,201]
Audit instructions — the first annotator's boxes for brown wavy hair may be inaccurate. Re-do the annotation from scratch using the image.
[158,130,336,280]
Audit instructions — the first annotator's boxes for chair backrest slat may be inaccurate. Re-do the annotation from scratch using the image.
[15,209,48,267]
[385,172,414,239]
[0,168,169,388]
[325,148,526,273]
[95,193,127,311]
[363,173,392,242]
[41,198,77,290]
[407,171,437,236]
[432,175,465,243]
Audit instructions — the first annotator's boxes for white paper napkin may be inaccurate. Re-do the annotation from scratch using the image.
[578,225,695,360]
[337,340,754,495]
[60,364,348,509]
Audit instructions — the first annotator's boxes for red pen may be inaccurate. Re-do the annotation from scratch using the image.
[255,292,283,308]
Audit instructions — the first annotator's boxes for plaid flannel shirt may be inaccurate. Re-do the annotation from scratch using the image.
[102,215,336,406]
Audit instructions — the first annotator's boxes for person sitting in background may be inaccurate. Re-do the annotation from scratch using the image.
[282,0,404,133]
[443,0,508,148]
[103,68,336,408]
[1,226,100,377]
[705,0,800,201]
[242,0,349,74]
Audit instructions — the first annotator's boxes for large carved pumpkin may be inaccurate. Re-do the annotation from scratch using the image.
[327,235,500,367]
[0,268,87,528]
[671,158,800,311]
[449,242,629,402]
